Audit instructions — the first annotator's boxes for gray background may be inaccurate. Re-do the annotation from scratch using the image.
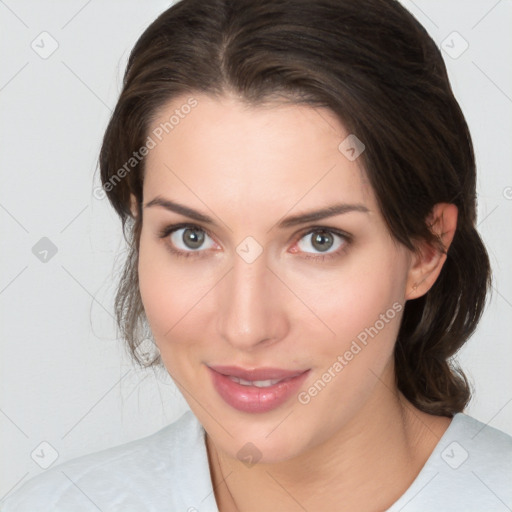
[1,0,511,501]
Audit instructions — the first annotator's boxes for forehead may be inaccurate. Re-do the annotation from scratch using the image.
[143,93,374,221]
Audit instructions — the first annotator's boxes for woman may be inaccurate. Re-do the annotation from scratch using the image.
[3,0,511,510]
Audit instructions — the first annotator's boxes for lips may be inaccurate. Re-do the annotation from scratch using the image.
[207,364,310,413]
[209,365,307,382]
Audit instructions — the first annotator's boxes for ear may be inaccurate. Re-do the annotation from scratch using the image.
[405,203,458,300]
[130,193,139,218]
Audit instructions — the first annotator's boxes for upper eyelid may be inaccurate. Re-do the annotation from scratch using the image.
[163,223,217,241]
[296,225,351,238]
[162,223,350,248]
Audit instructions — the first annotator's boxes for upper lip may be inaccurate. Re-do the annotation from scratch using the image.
[208,365,309,381]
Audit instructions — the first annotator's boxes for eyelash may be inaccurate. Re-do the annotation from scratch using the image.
[157,223,352,262]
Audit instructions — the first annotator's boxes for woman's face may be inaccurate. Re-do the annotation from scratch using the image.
[138,92,415,463]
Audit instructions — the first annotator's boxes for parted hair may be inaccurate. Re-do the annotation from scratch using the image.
[99,0,491,417]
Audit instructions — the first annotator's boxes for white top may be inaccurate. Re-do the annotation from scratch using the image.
[2,410,511,511]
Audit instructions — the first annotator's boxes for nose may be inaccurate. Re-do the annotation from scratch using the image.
[216,251,289,351]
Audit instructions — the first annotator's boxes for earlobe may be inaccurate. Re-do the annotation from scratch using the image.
[405,203,458,300]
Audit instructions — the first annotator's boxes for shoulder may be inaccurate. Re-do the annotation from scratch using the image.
[388,412,512,511]
[1,410,217,512]
[448,412,512,467]
[446,413,512,496]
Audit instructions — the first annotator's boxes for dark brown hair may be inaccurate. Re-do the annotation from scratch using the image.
[98,0,491,417]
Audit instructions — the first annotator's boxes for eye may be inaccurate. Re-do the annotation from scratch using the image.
[158,223,351,261]
[293,228,350,261]
[158,224,217,258]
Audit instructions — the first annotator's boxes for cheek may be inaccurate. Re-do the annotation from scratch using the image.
[298,246,408,409]
[137,243,196,382]
[337,268,404,345]
[137,229,220,377]
[137,230,189,341]
[290,244,408,354]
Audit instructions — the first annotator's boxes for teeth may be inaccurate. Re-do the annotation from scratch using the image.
[228,376,282,387]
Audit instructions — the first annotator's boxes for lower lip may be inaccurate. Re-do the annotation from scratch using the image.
[208,367,310,413]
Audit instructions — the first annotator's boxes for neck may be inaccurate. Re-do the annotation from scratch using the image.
[206,365,452,512]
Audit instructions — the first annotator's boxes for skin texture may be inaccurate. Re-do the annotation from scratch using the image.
[134,93,457,511]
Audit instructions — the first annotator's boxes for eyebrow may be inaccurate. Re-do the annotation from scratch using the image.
[144,196,369,229]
